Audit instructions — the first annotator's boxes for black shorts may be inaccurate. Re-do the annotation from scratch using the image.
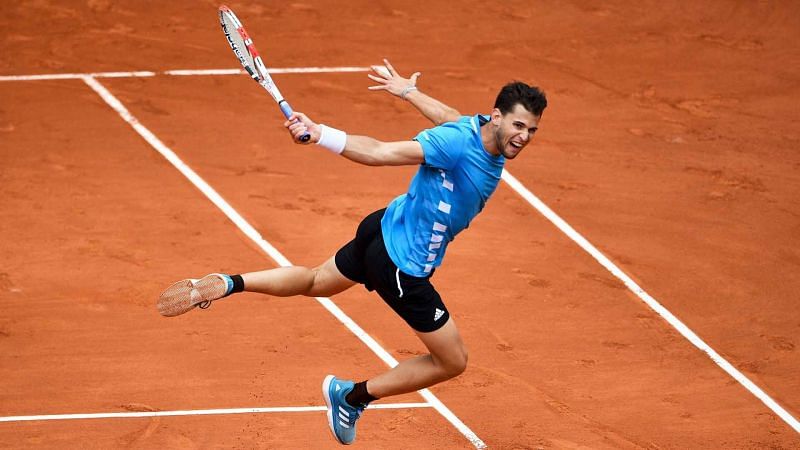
[335,209,450,333]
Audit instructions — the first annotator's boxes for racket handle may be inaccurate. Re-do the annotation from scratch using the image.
[279,100,311,143]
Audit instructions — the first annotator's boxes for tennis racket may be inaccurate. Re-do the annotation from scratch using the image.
[219,5,310,142]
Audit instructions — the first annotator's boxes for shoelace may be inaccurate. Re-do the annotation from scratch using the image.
[343,406,364,427]
[338,400,367,428]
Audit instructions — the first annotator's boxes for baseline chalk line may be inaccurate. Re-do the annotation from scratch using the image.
[501,169,800,434]
[0,66,370,82]
[0,403,431,423]
[80,75,487,449]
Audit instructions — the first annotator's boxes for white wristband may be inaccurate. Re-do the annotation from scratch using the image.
[400,85,418,100]
[317,124,347,154]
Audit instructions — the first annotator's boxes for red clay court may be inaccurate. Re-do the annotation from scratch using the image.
[1,1,799,448]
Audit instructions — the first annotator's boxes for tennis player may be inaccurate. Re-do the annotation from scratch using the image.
[158,60,546,445]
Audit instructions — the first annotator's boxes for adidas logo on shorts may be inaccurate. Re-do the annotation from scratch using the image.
[434,308,445,321]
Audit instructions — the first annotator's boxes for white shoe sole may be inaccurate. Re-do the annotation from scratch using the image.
[322,375,342,444]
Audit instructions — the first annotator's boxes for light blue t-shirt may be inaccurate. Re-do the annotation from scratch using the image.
[381,114,505,277]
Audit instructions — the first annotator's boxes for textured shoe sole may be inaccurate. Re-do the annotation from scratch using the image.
[157,274,228,317]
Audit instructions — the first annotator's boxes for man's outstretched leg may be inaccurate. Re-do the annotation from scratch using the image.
[322,318,467,445]
[156,257,355,316]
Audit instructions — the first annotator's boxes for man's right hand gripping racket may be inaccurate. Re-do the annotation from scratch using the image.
[219,5,310,142]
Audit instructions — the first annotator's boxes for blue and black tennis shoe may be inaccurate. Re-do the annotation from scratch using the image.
[322,375,367,445]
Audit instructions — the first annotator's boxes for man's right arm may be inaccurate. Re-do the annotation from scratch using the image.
[368,59,461,126]
[342,136,425,167]
[285,113,425,167]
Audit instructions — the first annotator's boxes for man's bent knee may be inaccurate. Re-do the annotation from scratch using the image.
[439,347,468,379]
[307,258,356,297]
[418,319,469,379]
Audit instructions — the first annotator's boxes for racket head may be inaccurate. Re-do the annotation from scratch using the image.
[218,5,307,141]
[218,5,284,102]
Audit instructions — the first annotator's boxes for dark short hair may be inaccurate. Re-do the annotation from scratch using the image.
[494,81,547,116]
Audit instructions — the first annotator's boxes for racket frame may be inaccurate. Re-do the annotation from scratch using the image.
[219,5,307,139]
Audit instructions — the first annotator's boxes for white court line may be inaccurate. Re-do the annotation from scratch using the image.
[500,170,800,434]
[0,403,431,423]
[0,67,370,81]
[80,76,487,449]
[164,69,244,76]
[165,67,371,76]
[0,71,156,81]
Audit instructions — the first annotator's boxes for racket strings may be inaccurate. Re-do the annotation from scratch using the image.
[220,13,256,74]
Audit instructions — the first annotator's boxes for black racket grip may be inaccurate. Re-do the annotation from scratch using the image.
[279,100,311,142]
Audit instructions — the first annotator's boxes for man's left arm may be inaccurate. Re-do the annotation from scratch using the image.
[368,59,462,126]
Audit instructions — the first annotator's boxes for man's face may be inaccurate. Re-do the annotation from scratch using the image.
[491,103,541,159]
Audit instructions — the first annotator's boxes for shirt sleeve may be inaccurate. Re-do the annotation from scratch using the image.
[413,118,469,171]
